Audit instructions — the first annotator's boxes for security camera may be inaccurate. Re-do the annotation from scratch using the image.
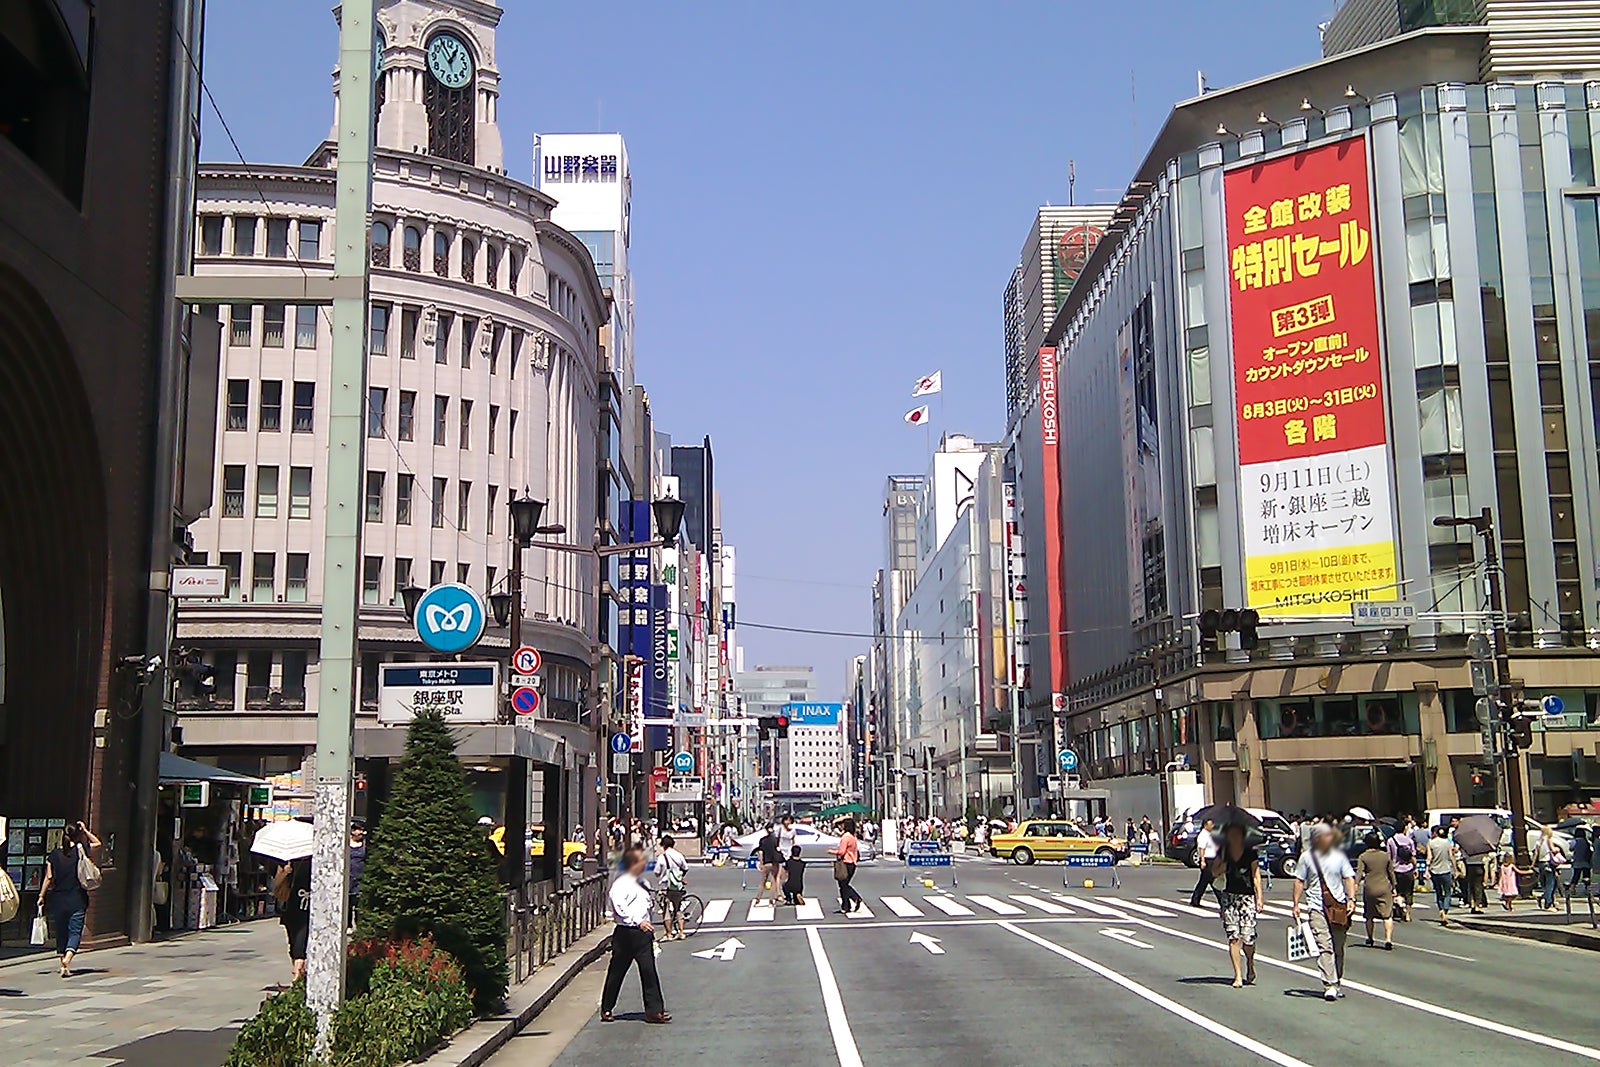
[147,655,163,673]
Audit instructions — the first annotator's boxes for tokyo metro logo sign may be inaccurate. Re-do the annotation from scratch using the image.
[412,583,487,654]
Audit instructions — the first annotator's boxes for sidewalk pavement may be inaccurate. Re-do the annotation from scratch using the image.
[1453,900,1600,950]
[2,919,289,1067]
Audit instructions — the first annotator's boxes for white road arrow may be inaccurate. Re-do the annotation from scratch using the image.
[691,937,746,962]
[1098,927,1152,949]
[908,931,945,955]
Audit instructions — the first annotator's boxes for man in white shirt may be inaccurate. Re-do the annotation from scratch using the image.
[1293,823,1358,1000]
[600,848,670,1024]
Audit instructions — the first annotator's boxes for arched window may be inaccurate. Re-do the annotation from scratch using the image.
[369,221,391,267]
[460,237,477,283]
[508,247,522,292]
[485,243,500,289]
[433,232,450,277]
[403,226,422,271]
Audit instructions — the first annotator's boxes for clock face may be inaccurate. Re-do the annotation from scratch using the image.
[426,32,473,90]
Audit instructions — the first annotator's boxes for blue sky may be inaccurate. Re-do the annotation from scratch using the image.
[200,1,1328,693]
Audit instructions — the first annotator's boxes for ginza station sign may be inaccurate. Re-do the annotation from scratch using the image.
[1224,134,1398,617]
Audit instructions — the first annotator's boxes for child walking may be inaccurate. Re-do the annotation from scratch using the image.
[1496,846,1519,911]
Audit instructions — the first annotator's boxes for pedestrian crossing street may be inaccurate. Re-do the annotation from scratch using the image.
[690,890,1433,928]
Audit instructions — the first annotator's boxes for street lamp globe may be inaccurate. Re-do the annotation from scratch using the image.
[400,584,426,621]
[488,590,513,628]
[651,496,686,543]
[509,495,546,545]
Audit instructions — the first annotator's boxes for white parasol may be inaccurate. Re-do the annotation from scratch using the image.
[249,820,315,862]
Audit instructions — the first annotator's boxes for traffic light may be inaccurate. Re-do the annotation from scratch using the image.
[775,714,789,739]
[758,716,774,739]
[193,663,217,698]
[1198,607,1261,652]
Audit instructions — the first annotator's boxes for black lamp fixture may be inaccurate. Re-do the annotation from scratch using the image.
[651,496,686,543]
[400,583,426,621]
[509,494,547,545]
[488,590,513,628]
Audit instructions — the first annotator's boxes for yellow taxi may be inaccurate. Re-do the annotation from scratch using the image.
[989,820,1128,866]
[489,824,588,871]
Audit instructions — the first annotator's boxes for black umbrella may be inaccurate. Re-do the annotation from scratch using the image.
[1378,816,1400,827]
[1454,814,1501,857]
[1190,804,1261,830]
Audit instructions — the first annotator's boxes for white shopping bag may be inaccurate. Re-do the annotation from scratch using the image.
[30,913,48,946]
[1285,920,1316,962]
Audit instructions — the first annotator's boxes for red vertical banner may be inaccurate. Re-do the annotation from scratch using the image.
[1037,346,1068,699]
[1223,136,1397,616]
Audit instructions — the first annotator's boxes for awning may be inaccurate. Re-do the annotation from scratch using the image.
[159,751,268,786]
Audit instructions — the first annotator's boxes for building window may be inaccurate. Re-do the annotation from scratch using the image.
[292,382,314,432]
[395,557,413,598]
[295,305,318,348]
[403,226,422,271]
[509,247,522,291]
[433,395,448,446]
[461,316,475,367]
[430,560,445,586]
[252,552,275,602]
[266,217,290,258]
[396,473,413,525]
[370,220,391,267]
[436,312,452,364]
[490,324,503,375]
[290,467,312,519]
[434,231,450,276]
[460,238,476,283]
[398,389,415,441]
[298,219,321,260]
[221,552,242,601]
[486,566,496,591]
[259,380,282,431]
[233,216,257,256]
[263,303,286,347]
[400,307,418,358]
[367,387,386,438]
[485,243,499,289]
[510,331,521,379]
[488,404,499,454]
[488,485,498,535]
[282,651,308,704]
[230,303,252,346]
[256,465,279,518]
[226,380,249,430]
[432,478,447,528]
[363,556,383,605]
[365,470,385,522]
[457,481,472,531]
[370,303,390,355]
[508,411,517,457]
[457,563,470,585]
[286,553,309,602]
[222,465,246,517]
[459,398,473,449]
[200,216,223,255]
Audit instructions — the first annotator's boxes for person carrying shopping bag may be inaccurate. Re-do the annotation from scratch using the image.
[37,821,101,977]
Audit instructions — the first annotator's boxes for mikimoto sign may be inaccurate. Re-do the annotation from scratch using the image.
[378,662,498,725]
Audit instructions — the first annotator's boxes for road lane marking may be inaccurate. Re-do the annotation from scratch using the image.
[690,937,745,962]
[703,915,1120,934]
[968,894,1026,915]
[845,901,875,919]
[1119,914,1600,1060]
[796,897,825,921]
[805,927,864,1067]
[925,896,975,916]
[1106,898,1176,917]
[1053,894,1129,917]
[1099,927,1153,949]
[702,899,733,924]
[998,923,1311,1067]
[1138,897,1217,918]
[908,931,944,954]
[1011,894,1073,914]
[746,901,775,922]
[881,895,925,917]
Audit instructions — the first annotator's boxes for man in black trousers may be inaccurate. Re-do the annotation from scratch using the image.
[600,847,671,1024]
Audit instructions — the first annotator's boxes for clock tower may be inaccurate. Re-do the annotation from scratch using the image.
[334,0,505,172]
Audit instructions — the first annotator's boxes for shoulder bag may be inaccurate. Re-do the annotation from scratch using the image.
[833,858,850,881]
[1313,853,1351,928]
[77,844,103,891]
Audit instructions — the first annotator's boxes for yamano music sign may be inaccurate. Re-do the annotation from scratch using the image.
[1224,135,1397,617]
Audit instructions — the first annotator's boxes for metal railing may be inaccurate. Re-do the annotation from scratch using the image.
[507,873,608,983]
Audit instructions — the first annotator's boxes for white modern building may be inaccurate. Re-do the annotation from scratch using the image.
[784,704,845,795]
[176,0,608,780]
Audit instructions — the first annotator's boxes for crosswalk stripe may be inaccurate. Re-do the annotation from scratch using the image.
[968,894,1026,915]
[796,897,825,921]
[747,900,776,922]
[925,896,975,916]
[702,899,732,924]
[881,896,925,917]
[1138,897,1217,919]
[1011,894,1073,915]
[1054,894,1129,917]
[1110,898,1177,917]
[847,901,875,919]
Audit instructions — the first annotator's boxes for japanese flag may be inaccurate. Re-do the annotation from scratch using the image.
[904,405,930,426]
[912,371,942,398]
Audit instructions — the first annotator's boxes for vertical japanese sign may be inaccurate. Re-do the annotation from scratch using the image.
[1224,135,1397,616]
[621,500,652,751]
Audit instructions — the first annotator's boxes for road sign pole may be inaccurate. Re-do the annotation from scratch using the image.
[307,0,374,1048]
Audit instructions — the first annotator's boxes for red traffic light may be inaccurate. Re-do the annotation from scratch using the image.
[776,715,788,728]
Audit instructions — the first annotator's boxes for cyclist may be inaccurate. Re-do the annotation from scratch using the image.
[657,834,690,941]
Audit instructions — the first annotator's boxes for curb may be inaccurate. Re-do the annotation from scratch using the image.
[1453,917,1600,951]
[427,927,613,1067]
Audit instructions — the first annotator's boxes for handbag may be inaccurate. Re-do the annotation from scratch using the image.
[1313,852,1351,928]
[1285,920,1316,961]
[77,844,103,891]
[30,912,49,946]
[833,858,849,881]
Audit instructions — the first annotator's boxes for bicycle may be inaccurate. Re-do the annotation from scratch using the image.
[652,887,704,938]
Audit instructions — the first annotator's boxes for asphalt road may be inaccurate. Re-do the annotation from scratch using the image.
[489,854,1600,1067]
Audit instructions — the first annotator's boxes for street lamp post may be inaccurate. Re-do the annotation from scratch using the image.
[1434,506,1531,867]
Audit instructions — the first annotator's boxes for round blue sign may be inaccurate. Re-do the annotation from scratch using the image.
[1543,694,1566,716]
[673,751,694,773]
[609,732,632,755]
[412,583,486,654]
[1058,749,1079,772]
[511,686,541,716]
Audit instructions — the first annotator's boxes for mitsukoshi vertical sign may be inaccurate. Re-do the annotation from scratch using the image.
[1224,135,1397,616]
